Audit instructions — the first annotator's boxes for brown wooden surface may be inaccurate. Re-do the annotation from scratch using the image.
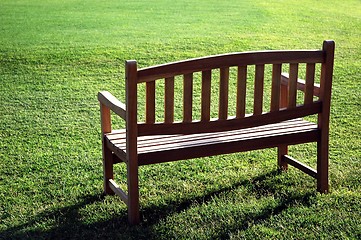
[281,73,320,97]
[109,179,129,204]
[99,102,113,194]
[125,60,140,224]
[183,73,193,123]
[111,119,310,147]
[219,67,229,120]
[137,50,324,83]
[138,121,315,152]
[100,103,111,134]
[138,130,318,165]
[201,70,212,121]
[146,81,156,124]
[278,145,288,170]
[283,155,317,178]
[164,77,175,123]
[100,41,335,225]
[103,136,114,194]
[105,138,127,162]
[305,63,316,104]
[271,64,282,112]
[253,64,264,115]
[236,65,247,118]
[138,101,321,136]
[280,81,288,109]
[106,119,319,166]
[288,63,299,108]
[98,91,126,120]
[317,40,335,193]
[112,152,124,164]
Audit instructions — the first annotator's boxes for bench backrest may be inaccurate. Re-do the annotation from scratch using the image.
[125,40,334,137]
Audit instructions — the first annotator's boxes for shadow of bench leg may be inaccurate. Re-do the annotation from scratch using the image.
[127,156,140,225]
[317,140,329,193]
[278,145,288,170]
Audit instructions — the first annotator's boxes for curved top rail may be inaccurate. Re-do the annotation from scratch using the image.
[137,50,324,83]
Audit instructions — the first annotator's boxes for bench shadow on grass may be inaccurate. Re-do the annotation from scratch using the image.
[3,169,316,240]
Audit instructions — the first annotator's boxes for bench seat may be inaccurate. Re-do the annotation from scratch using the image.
[105,118,319,166]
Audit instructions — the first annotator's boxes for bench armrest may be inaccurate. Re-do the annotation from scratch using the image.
[98,91,126,119]
[281,73,320,97]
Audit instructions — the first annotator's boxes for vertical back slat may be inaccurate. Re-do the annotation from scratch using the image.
[288,63,299,108]
[164,77,174,123]
[305,63,316,104]
[271,64,282,112]
[236,65,247,118]
[280,77,288,108]
[253,64,264,115]
[146,81,155,123]
[201,70,212,122]
[219,67,229,120]
[183,73,193,123]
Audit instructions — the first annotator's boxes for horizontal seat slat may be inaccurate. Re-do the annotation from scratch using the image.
[140,121,314,148]
[108,118,312,146]
[137,125,317,154]
[105,119,318,165]
[137,130,319,165]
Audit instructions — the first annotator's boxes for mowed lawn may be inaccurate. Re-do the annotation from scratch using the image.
[0,0,360,239]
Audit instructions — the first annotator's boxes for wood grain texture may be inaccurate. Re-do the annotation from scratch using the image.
[138,101,322,136]
[278,145,288,170]
[102,41,335,225]
[125,60,140,224]
[280,82,288,109]
[109,179,129,204]
[317,40,335,193]
[100,103,112,134]
[105,119,319,166]
[164,77,175,123]
[219,67,229,120]
[281,73,320,97]
[271,64,282,112]
[288,63,299,108]
[236,66,247,118]
[146,81,156,124]
[183,73,193,123]
[253,64,264,115]
[201,70,212,121]
[305,63,316,104]
[103,136,114,194]
[137,50,324,83]
[138,128,319,165]
[283,155,317,178]
[98,91,126,120]
[137,124,316,153]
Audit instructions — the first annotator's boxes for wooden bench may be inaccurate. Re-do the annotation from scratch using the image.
[98,40,335,225]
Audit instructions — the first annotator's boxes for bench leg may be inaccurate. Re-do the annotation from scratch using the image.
[102,142,115,195]
[317,140,329,193]
[127,157,140,225]
[278,145,288,170]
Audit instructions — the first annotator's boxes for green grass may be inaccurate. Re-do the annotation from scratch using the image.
[1,0,360,239]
